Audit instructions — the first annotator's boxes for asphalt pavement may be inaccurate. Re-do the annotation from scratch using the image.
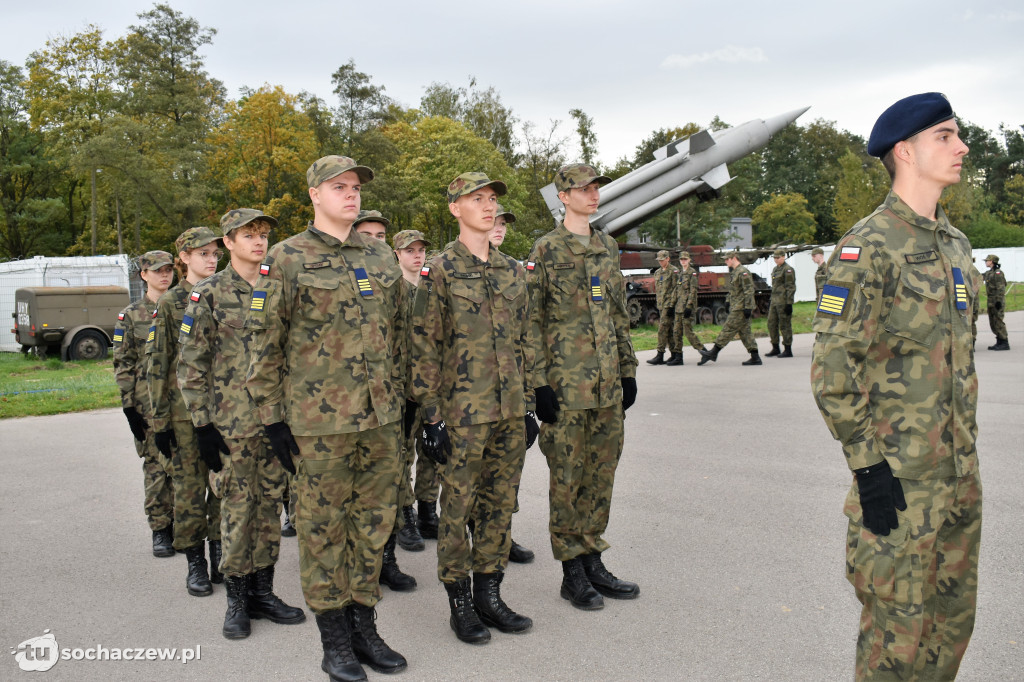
[2,313,1022,681]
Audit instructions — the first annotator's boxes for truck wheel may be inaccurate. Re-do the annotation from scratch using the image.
[713,302,729,325]
[644,307,660,326]
[69,330,108,361]
[626,298,643,327]
[696,306,713,325]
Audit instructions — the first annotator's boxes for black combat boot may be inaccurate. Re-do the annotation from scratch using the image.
[417,500,439,539]
[742,350,763,365]
[779,345,793,358]
[248,565,306,623]
[152,526,174,558]
[580,552,640,599]
[316,609,366,682]
[396,506,424,551]
[222,575,251,639]
[560,557,604,610]
[989,337,1010,350]
[766,344,781,357]
[697,344,722,366]
[646,351,665,365]
[208,540,224,584]
[280,516,296,537]
[348,603,407,674]
[184,544,213,597]
[444,578,491,643]
[665,352,683,366]
[472,572,532,633]
[508,539,534,564]
[380,534,417,592]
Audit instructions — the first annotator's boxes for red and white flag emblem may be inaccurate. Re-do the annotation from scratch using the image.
[839,247,861,262]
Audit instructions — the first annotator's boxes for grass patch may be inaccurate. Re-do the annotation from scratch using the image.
[0,352,119,419]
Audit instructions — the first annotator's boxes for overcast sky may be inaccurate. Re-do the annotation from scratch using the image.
[4,1,1022,167]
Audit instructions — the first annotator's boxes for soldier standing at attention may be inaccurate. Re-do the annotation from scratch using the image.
[247,156,408,681]
[177,209,305,640]
[811,247,828,303]
[114,250,176,558]
[353,210,389,241]
[698,250,761,365]
[671,251,702,365]
[148,227,225,596]
[765,250,796,358]
[811,93,982,680]
[411,172,536,644]
[983,254,1009,350]
[646,250,679,365]
[526,163,639,610]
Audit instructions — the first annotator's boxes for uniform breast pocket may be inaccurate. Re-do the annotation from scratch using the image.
[296,273,340,323]
[450,281,486,334]
[214,315,246,357]
[884,266,945,347]
[497,278,526,311]
[548,271,581,307]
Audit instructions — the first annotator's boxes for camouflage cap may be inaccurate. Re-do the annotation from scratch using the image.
[306,155,374,188]
[175,226,222,254]
[393,229,431,250]
[773,250,786,258]
[495,204,517,223]
[353,209,391,229]
[724,249,742,260]
[811,247,824,256]
[554,163,612,192]
[657,250,671,260]
[220,208,278,236]
[678,251,691,260]
[139,250,173,271]
[447,172,507,203]
[985,254,999,263]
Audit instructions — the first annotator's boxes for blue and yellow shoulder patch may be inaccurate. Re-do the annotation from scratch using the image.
[590,275,603,302]
[180,315,194,335]
[113,328,124,343]
[250,290,267,311]
[952,268,968,310]
[354,267,373,296]
[147,325,156,343]
[817,284,849,316]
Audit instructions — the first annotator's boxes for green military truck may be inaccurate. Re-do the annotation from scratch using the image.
[11,286,129,360]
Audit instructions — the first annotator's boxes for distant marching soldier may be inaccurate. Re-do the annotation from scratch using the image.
[646,250,679,365]
[671,251,703,364]
[983,254,1010,350]
[765,249,796,358]
[811,247,828,303]
[698,250,762,365]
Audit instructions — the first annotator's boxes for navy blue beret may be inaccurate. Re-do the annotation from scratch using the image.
[867,92,955,158]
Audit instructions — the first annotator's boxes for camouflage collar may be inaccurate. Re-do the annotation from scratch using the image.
[885,191,951,233]
[223,264,252,292]
[554,222,611,258]
[450,238,506,268]
[307,221,371,250]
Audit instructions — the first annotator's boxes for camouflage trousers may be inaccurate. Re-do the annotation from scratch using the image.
[672,310,703,352]
[767,303,793,346]
[714,309,757,352]
[414,431,441,503]
[393,428,417,533]
[293,423,400,614]
[437,419,526,582]
[844,471,982,681]
[987,305,1007,339]
[283,474,296,526]
[218,435,287,577]
[656,308,675,352]
[133,430,173,531]
[539,405,624,561]
[170,419,221,550]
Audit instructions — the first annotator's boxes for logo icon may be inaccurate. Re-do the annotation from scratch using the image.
[11,629,59,672]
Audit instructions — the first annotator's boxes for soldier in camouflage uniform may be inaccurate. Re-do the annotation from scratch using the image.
[698,251,761,365]
[811,93,982,681]
[646,250,679,366]
[526,163,639,611]
[353,209,389,241]
[812,247,828,303]
[147,227,224,597]
[410,172,536,644]
[765,250,796,358]
[114,250,176,558]
[671,251,702,364]
[983,254,1009,350]
[246,156,407,681]
[177,209,305,640]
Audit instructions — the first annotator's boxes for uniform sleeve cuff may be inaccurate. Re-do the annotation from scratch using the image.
[191,408,211,429]
[843,438,885,472]
[259,403,283,426]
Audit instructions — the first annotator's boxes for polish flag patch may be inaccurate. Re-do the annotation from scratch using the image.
[420,266,430,277]
[117,312,125,321]
[839,246,861,262]
[259,263,270,276]
[190,291,201,302]
[526,261,535,271]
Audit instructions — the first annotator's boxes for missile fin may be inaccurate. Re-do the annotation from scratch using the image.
[699,163,731,190]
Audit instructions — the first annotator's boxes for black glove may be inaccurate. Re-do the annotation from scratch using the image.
[534,385,560,424]
[621,377,637,411]
[154,429,177,458]
[195,423,228,473]
[664,308,675,318]
[525,412,539,450]
[854,460,906,536]
[403,399,419,440]
[422,421,452,465]
[784,304,793,315]
[683,308,692,319]
[265,422,299,475]
[743,309,753,319]
[994,301,1002,311]
[123,406,148,442]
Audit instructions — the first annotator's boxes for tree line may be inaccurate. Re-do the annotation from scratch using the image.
[2,3,1022,262]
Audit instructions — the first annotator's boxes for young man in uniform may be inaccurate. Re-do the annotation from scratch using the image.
[698,251,761,366]
[646,250,678,366]
[983,254,1009,350]
[411,172,536,644]
[247,156,408,681]
[811,247,828,303]
[671,251,702,364]
[526,163,639,611]
[177,208,305,640]
[811,93,982,680]
[353,210,389,241]
[114,250,176,558]
[765,250,796,358]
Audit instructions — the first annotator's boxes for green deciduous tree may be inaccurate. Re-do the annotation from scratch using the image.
[421,77,519,166]
[833,149,888,235]
[751,192,817,246]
